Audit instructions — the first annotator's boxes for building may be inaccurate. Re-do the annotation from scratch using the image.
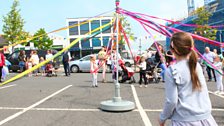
[13,33,67,52]
[66,16,114,59]
[166,0,224,53]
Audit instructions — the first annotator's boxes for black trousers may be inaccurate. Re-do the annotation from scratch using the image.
[139,70,147,85]
[0,66,3,82]
[63,62,70,76]
[206,66,216,81]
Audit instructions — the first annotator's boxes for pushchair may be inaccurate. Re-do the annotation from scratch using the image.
[118,59,136,84]
[146,57,162,83]
[45,63,57,77]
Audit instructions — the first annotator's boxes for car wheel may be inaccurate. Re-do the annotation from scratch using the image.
[70,65,79,73]
[125,62,131,67]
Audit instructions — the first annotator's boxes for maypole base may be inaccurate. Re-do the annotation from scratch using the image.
[100,98,135,112]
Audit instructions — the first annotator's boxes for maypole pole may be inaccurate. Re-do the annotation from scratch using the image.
[100,0,135,112]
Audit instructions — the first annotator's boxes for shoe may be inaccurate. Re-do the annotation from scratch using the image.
[214,90,220,94]
[95,85,98,87]
[92,85,95,88]
[145,85,148,88]
[139,85,142,88]
[207,79,211,82]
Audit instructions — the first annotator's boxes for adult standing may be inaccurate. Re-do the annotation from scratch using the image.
[0,51,5,82]
[203,47,216,82]
[18,50,26,72]
[30,50,39,76]
[155,45,166,82]
[45,50,53,63]
[98,46,107,83]
[159,32,217,126]
[62,51,70,76]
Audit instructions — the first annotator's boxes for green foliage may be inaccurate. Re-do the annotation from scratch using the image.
[2,0,27,45]
[32,28,53,50]
[119,15,135,50]
[194,7,217,40]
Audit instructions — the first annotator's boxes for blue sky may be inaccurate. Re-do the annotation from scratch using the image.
[0,0,204,51]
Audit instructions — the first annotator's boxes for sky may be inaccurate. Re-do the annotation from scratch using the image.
[0,0,204,51]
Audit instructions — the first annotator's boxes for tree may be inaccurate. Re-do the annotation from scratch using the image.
[32,28,53,50]
[194,7,217,40]
[119,15,135,51]
[2,0,28,48]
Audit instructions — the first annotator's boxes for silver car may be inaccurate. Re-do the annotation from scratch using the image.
[69,54,134,73]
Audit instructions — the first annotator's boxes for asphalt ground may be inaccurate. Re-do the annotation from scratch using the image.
[0,71,223,126]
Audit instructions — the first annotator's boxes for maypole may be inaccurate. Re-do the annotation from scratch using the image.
[100,0,135,112]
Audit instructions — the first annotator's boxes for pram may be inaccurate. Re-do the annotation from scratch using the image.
[118,59,136,84]
[45,63,57,77]
[146,57,162,83]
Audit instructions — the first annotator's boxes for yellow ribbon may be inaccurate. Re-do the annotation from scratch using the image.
[1,19,114,86]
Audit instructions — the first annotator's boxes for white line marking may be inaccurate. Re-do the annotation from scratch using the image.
[32,108,100,111]
[208,91,224,99]
[131,85,152,126]
[0,84,16,90]
[0,85,72,126]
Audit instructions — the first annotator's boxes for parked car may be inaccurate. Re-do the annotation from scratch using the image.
[69,54,134,73]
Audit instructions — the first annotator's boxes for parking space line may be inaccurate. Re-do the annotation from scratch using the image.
[131,85,152,126]
[33,108,100,111]
[208,91,224,99]
[0,85,72,126]
[0,84,16,90]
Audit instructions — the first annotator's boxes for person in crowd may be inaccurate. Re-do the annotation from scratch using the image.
[98,46,107,83]
[90,55,98,87]
[213,55,224,95]
[159,32,217,126]
[0,51,5,82]
[138,56,147,88]
[45,50,53,64]
[26,58,33,77]
[213,48,218,55]
[18,50,26,72]
[30,50,39,76]
[203,47,216,81]
[62,51,70,76]
[39,57,45,76]
[155,45,166,82]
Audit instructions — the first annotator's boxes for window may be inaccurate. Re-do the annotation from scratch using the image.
[70,38,79,48]
[101,20,111,33]
[81,39,90,48]
[80,21,89,35]
[92,37,101,47]
[91,20,100,31]
[69,21,79,35]
[82,55,91,61]
[103,36,110,46]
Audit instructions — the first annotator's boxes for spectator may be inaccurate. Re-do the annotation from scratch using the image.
[18,50,26,72]
[159,32,217,126]
[165,50,175,67]
[203,47,216,81]
[0,51,5,82]
[62,51,70,76]
[155,45,166,82]
[213,48,217,55]
[30,50,39,76]
[213,55,224,95]
[45,50,53,64]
